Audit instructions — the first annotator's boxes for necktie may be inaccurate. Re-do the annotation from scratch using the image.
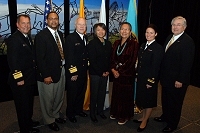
[83,36,86,45]
[144,44,149,50]
[165,36,174,52]
[55,32,64,60]
[26,36,31,45]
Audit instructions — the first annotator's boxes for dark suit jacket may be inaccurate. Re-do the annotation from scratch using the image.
[160,33,195,87]
[7,30,36,85]
[34,28,65,83]
[64,31,88,78]
[137,41,164,86]
[88,37,112,76]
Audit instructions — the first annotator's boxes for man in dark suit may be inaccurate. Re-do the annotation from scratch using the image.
[64,17,88,123]
[154,16,195,132]
[35,11,66,131]
[7,14,39,133]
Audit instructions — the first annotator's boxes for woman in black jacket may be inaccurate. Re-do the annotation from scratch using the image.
[134,24,164,132]
[88,23,112,123]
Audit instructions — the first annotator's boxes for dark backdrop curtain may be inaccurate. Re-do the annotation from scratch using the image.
[138,0,200,87]
[1,0,200,102]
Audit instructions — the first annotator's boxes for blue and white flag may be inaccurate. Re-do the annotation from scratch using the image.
[43,0,52,29]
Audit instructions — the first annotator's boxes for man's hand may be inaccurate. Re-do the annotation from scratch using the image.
[71,75,78,81]
[146,84,152,89]
[17,80,24,86]
[44,77,53,84]
[175,81,182,88]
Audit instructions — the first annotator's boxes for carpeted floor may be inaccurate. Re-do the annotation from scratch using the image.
[0,84,200,133]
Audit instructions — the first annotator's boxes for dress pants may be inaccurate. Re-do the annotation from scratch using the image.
[66,75,87,117]
[90,75,108,117]
[38,67,65,124]
[11,83,34,133]
[161,85,188,129]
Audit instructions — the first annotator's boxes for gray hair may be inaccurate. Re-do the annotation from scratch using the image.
[171,16,187,27]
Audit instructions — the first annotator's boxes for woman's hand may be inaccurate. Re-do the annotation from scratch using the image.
[112,69,120,78]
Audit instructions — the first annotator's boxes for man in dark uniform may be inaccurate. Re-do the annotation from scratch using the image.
[7,14,39,133]
[35,11,66,131]
[154,16,195,132]
[64,17,88,123]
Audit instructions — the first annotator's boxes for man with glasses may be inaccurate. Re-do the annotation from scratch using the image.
[35,11,66,131]
[154,16,195,132]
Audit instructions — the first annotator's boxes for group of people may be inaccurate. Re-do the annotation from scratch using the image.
[7,11,90,133]
[6,11,195,133]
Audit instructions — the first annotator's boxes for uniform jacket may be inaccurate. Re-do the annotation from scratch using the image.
[64,31,88,78]
[34,28,65,83]
[160,33,195,87]
[137,41,164,86]
[7,30,36,85]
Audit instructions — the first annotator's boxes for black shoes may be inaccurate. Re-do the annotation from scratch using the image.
[30,128,40,133]
[48,122,59,131]
[55,118,66,124]
[154,117,165,122]
[68,116,77,123]
[47,118,65,131]
[32,121,40,127]
[137,126,146,132]
[90,116,98,123]
[99,114,107,119]
[77,112,88,117]
[162,126,175,132]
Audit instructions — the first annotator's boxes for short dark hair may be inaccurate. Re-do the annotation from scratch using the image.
[17,14,30,23]
[93,23,107,36]
[46,11,59,19]
[120,22,132,31]
[147,24,158,34]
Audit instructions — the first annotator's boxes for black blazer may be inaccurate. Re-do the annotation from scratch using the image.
[64,31,88,78]
[160,33,195,87]
[34,28,65,83]
[7,30,36,85]
[137,41,164,86]
[88,37,112,76]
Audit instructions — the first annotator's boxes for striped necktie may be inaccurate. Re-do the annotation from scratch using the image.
[165,36,174,52]
[55,32,64,60]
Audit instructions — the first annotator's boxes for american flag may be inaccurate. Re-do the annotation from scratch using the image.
[43,0,52,29]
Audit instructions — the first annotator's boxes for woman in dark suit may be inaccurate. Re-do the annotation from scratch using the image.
[88,23,112,123]
[134,24,164,132]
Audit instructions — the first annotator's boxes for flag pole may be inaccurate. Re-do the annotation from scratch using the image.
[50,0,53,11]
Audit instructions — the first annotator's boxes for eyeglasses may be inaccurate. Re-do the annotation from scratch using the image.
[48,18,59,21]
[172,24,183,27]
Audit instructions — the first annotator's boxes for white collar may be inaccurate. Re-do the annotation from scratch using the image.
[76,31,84,40]
[146,39,155,46]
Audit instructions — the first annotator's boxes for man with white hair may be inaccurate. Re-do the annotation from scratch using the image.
[154,16,195,132]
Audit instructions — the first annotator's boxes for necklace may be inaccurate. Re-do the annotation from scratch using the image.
[116,42,127,56]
